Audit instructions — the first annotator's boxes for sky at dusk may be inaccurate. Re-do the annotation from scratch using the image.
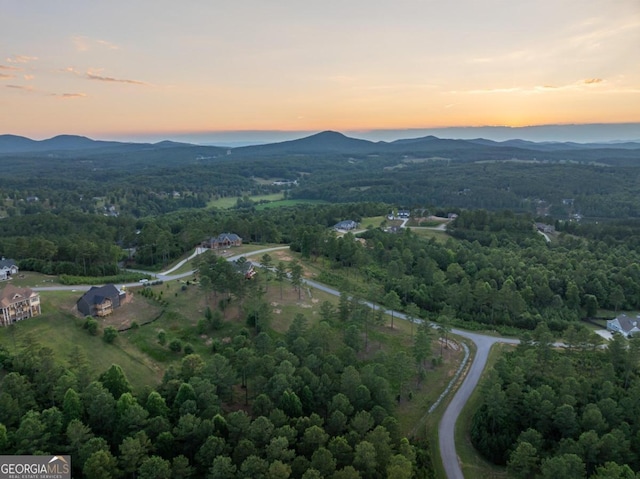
[1,1,639,142]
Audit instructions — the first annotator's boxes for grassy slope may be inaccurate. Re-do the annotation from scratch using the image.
[0,291,163,392]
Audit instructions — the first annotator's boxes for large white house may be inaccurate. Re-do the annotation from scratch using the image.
[0,284,41,326]
[607,314,640,338]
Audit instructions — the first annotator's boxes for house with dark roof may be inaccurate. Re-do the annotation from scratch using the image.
[201,233,243,249]
[607,313,640,338]
[0,258,18,281]
[1,284,41,326]
[233,257,256,279]
[76,284,125,317]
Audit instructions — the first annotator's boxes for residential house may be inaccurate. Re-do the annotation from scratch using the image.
[607,314,640,338]
[398,210,411,218]
[535,223,555,234]
[201,233,243,249]
[77,284,125,317]
[233,258,256,279]
[0,284,41,326]
[334,220,358,231]
[0,258,18,281]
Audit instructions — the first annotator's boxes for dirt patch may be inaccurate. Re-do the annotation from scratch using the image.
[96,292,163,330]
[273,251,294,262]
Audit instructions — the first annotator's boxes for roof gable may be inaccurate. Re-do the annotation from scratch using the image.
[0,284,35,308]
[79,284,121,304]
[0,259,18,269]
[614,314,640,333]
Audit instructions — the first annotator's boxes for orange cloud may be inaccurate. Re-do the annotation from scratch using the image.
[58,93,87,99]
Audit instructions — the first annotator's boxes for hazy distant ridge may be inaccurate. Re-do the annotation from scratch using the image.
[1,130,639,156]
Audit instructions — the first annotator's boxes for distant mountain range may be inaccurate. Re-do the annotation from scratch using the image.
[1,130,639,158]
[0,134,196,154]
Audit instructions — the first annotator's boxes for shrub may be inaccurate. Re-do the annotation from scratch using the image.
[103,326,118,344]
[169,339,182,352]
[84,318,99,336]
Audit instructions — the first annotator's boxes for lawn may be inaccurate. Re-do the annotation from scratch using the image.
[0,291,164,392]
[207,193,284,209]
[358,216,386,230]
[255,199,328,210]
[410,227,450,243]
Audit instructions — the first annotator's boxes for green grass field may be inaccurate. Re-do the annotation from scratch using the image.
[0,295,164,392]
[207,193,285,209]
[255,199,328,210]
[410,227,450,242]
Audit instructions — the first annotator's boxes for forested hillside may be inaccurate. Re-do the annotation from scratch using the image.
[0,317,433,478]
[471,329,640,478]
[2,132,640,219]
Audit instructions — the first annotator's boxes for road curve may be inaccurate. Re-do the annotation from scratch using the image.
[438,331,519,479]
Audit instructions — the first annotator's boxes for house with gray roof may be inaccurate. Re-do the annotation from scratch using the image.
[0,258,18,281]
[607,313,640,338]
[77,284,125,317]
[334,220,358,231]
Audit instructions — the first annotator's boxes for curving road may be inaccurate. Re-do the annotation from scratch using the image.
[438,330,519,479]
[32,244,518,478]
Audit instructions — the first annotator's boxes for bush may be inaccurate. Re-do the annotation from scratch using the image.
[103,326,118,343]
[169,339,182,352]
[158,330,167,345]
[84,318,99,336]
[183,343,194,355]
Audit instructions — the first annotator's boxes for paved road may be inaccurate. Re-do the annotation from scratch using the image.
[438,330,519,479]
[32,246,290,292]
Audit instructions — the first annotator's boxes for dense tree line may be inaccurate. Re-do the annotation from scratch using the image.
[471,326,640,478]
[0,202,387,272]
[285,210,640,332]
[0,305,434,478]
[3,144,640,221]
